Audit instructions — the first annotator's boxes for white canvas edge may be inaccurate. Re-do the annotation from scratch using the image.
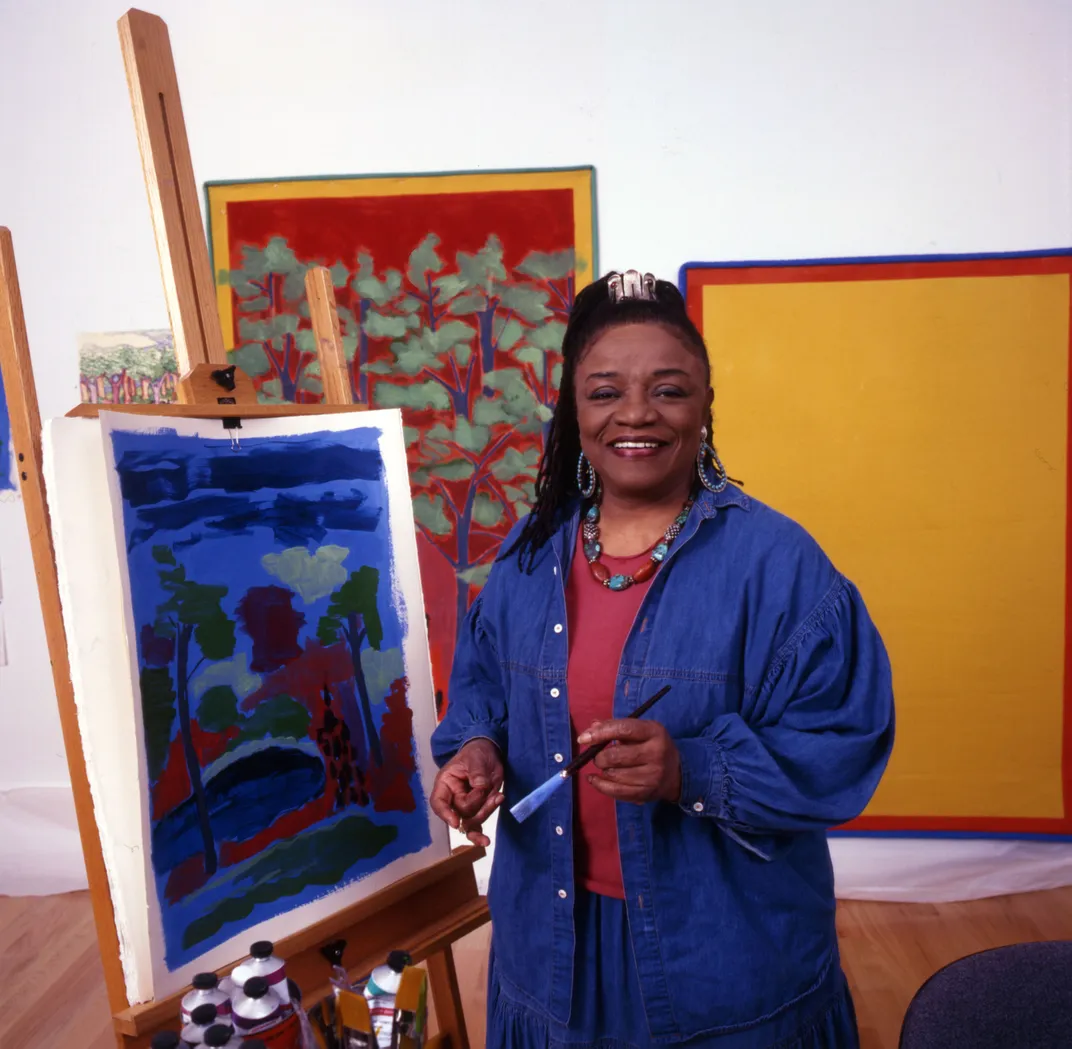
[96,409,450,1000]
[42,416,154,1003]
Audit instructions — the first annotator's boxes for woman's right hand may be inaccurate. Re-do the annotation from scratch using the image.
[429,738,505,848]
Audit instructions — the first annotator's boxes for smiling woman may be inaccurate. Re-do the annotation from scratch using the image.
[429,271,895,1049]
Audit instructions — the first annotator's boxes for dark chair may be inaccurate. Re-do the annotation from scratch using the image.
[899,941,1072,1048]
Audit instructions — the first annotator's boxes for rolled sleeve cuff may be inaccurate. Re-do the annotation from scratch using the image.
[431,721,506,767]
[675,736,725,818]
[675,736,772,861]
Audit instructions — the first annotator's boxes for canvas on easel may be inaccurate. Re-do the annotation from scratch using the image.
[44,406,449,1000]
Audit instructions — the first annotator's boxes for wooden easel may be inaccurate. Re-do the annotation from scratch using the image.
[0,8,489,1048]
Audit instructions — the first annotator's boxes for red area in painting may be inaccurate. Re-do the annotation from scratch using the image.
[366,678,418,813]
[225,189,575,311]
[152,721,239,821]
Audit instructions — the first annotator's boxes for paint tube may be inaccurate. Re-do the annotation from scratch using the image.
[233,977,285,1033]
[202,1024,243,1048]
[182,973,233,1024]
[151,1033,182,1049]
[363,952,411,1049]
[182,1003,222,1045]
[232,941,291,1005]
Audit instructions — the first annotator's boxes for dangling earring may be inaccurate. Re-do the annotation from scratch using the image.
[577,451,599,499]
[697,426,728,493]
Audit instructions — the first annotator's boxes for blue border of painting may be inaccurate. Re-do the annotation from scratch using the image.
[682,245,1072,842]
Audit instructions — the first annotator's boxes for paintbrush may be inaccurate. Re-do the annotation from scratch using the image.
[509,685,672,823]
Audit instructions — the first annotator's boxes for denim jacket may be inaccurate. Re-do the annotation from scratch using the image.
[431,485,894,1042]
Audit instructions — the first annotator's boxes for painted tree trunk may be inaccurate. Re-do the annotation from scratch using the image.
[175,623,217,876]
[355,299,370,404]
[454,481,477,641]
[478,307,496,394]
[345,614,384,766]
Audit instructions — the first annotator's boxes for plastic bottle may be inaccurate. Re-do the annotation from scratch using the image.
[202,1024,242,1048]
[231,941,290,1005]
[363,951,411,1049]
[232,976,285,1034]
[182,972,233,1023]
[151,1033,182,1049]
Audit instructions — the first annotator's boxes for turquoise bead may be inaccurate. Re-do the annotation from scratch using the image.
[652,542,669,562]
[607,574,631,591]
[584,541,602,561]
[586,505,600,522]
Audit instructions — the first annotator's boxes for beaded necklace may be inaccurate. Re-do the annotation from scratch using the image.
[581,496,693,591]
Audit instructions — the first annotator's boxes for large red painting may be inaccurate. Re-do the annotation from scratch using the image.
[207,168,597,713]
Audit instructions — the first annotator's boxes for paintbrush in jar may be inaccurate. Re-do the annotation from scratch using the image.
[508,685,672,824]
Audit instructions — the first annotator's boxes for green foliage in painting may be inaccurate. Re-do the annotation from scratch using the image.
[141,667,177,781]
[182,814,398,949]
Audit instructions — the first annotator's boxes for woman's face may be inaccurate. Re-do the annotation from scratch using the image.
[574,322,713,504]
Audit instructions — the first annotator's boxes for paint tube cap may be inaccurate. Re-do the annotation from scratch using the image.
[151,1034,181,1049]
[192,972,219,990]
[250,940,275,959]
[387,950,412,972]
[203,1025,236,1047]
[191,1003,219,1025]
[243,976,270,999]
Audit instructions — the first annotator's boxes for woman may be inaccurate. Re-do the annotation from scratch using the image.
[429,270,894,1048]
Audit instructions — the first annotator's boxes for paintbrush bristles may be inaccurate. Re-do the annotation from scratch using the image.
[509,770,568,824]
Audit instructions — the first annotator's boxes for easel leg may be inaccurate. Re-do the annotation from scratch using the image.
[427,945,470,1049]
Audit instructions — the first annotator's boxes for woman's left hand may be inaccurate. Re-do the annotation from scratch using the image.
[578,719,682,804]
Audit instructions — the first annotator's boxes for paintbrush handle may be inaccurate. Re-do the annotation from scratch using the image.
[562,684,672,777]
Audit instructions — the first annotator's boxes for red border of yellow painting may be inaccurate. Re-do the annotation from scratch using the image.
[205,166,597,353]
[682,250,1072,838]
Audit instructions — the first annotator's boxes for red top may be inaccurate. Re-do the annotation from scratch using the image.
[565,528,655,899]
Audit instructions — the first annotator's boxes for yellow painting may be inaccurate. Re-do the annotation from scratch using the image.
[684,254,1072,834]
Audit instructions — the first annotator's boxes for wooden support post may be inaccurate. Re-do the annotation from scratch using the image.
[0,229,129,1015]
[118,8,226,375]
[426,947,470,1049]
[305,265,356,405]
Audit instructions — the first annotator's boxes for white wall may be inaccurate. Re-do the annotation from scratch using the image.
[0,0,1069,893]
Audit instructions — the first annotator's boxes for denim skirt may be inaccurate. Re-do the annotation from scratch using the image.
[486,890,859,1049]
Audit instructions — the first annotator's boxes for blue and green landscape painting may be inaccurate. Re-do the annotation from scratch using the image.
[107,423,431,968]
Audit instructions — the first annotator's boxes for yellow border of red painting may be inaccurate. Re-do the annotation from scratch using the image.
[205,167,597,353]
[682,251,1072,839]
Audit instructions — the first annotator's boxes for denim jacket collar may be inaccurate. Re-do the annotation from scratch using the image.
[551,483,750,577]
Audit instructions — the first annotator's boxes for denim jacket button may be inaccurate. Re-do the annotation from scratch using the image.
[550,687,560,698]
[693,801,704,812]
[554,753,564,763]
[553,623,563,633]
[558,889,568,899]
[556,825,564,835]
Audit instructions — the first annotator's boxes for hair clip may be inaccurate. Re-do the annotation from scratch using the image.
[608,270,657,304]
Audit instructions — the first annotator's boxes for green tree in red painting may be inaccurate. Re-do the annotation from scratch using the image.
[226,238,321,403]
[149,545,236,877]
[360,235,564,633]
[317,566,385,766]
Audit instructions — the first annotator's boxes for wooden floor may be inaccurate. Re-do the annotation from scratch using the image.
[2,887,1071,1049]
